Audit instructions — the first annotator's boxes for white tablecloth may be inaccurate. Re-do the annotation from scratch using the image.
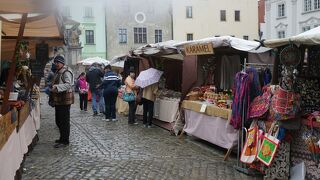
[0,99,40,180]
[136,98,180,123]
[183,109,238,149]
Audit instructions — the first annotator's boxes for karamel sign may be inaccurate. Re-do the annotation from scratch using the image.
[184,43,214,56]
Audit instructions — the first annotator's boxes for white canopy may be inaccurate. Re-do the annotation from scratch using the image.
[77,57,110,66]
[174,36,271,53]
[264,26,320,48]
[133,40,182,56]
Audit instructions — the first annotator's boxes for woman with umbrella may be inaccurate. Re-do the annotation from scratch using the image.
[135,68,162,128]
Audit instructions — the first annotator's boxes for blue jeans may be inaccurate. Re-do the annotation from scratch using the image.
[91,90,105,113]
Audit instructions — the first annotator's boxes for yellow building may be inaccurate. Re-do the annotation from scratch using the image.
[172,0,259,41]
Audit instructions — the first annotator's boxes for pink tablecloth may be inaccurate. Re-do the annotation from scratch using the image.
[183,109,238,149]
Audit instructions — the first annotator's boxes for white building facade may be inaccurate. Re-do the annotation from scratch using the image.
[105,0,172,59]
[172,0,259,41]
[265,0,320,39]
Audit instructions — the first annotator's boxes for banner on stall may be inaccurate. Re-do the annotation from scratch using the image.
[184,43,214,56]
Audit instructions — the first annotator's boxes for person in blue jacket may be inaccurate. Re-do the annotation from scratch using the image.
[102,65,121,121]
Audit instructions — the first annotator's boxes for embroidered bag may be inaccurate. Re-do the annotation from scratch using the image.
[257,122,280,166]
[249,88,272,119]
[269,87,300,121]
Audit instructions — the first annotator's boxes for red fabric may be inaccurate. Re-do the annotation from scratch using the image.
[249,88,272,119]
[88,90,92,101]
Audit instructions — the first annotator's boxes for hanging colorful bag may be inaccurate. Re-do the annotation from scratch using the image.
[269,87,300,121]
[257,122,280,166]
[122,91,136,102]
[249,88,272,119]
[240,120,259,164]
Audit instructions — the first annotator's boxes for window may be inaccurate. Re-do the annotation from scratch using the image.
[134,27,147,44]
[118,28,127,43]
[278,31,285,39]
[220,10,226,21]
[278,4,285,17]
[186,6,193,18]
[243,36,249,40]
[235,10,240,21]
[304,0,312,12]
[187,33,193,41]
[84,7,93,17]
[85,30,94,44]
[315,0,320,9]
[62,6,70,17]
[155,29,162,43]
[302,26,311,32]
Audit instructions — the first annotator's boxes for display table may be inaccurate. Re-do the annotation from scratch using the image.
[136,98,180,123]
[0,98,40,180]
[182,100,232,120]
[181,100,237,160]
[116,97,129,115]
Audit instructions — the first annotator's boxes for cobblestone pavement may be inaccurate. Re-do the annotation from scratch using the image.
[23,94,261,180]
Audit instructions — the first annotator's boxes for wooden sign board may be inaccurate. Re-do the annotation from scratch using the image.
[184,43,214,56]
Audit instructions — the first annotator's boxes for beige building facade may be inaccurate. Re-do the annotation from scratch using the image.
[172,0,259,41]
[105,0,173,59]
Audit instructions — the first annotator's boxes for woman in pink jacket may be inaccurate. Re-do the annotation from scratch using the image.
[78,72,89,111]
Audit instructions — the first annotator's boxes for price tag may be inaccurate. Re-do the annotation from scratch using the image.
[200,104,207,113]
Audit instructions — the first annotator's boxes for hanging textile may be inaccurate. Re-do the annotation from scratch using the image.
[230,72,251,129]
[264,67,272,85]
[307,46,320,77]
[219,55,241,90]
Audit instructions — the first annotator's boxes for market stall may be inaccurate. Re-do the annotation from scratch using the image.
[113,41,183,125]
[0,1,64,179]
[251,26,320,180]
[175,36,273,159]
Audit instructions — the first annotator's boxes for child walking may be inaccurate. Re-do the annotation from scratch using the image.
[78,72,89,111]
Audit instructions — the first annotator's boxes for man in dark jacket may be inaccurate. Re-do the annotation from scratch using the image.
[102,65,121,121]
[86,63,104,115]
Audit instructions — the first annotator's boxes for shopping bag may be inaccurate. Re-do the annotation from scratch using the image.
[122,91,136,102]
[257,122,280,166]
[240,120,259,164]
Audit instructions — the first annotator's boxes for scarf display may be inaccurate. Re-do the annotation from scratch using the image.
[230,72,251,129]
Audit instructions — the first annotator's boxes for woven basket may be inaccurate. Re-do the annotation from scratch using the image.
[186,87,202,101]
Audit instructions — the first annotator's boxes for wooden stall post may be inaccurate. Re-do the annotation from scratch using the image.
[1,13,28,115]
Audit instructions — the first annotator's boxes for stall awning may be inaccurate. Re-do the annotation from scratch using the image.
[264,26,320,48]
[0,14,63,38]
[133,40,183,56]
[174,36,271,53]
[0,0,56,14]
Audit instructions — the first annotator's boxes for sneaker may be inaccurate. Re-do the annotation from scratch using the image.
[93,112,98,116]
[112,119,117,122]
[105,119,110,122]
[143,124,148,128]
[133,122,138,125]
[147,125,153,128]
[84,109,88,111]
